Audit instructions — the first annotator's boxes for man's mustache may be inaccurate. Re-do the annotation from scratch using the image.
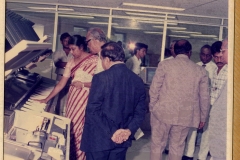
[216,62,224,65]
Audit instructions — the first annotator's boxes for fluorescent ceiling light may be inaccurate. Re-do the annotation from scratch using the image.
[153,26,186,30]
[171,30,202,34]
[59,15,94,19]
[190,34,218,38]
[113,26,141,30]
[168,35,190,38]
[74,27,86,31]
[88,22,118,25]
[125,12,175,19]
[122,3,185,11]
[28,7,74,11]
[138,20,177,25]
[144,31,163,34]
[201,40,212,43]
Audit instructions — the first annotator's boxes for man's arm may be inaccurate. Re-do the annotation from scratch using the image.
[125,58,133,71]
[52,51,67,68]
[55,61,67,68]
[149,62,165,111]
[85,74,112,133]
[126,84,146,135]
[199,68,211,123]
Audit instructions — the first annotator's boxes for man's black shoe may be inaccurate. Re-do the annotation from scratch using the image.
[164,149,169,154]
[182,155,194,160]
[208,152,211,156]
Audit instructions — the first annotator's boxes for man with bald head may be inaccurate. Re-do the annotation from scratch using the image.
[149,39,210,160]
[208,38,228,160]
[86,27,108,74]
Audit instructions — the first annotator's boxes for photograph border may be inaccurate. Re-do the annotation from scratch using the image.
[0,0,239,159]
[233,0,239,159]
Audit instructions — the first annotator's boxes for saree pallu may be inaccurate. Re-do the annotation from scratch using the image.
[65,54,98,160]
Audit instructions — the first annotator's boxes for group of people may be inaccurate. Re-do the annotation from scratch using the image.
[34,28,146,160]
[33,26,228,160]
[150,39,228,160]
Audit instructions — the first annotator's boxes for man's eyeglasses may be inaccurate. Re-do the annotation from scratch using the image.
[85,39,91,44]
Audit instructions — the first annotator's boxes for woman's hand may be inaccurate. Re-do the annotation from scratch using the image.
[31,98,48,104]
[70,81,84,89]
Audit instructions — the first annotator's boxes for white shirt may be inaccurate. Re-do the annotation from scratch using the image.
[94,52,104,74]
[125,55,142,75]
[196,61,217,84]
[210,64,228,105]
[52,49,73,75]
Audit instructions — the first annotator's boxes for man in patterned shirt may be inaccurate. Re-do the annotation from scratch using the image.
[183,44,217,160]
[208,38,228,160]
[210,41,228,105]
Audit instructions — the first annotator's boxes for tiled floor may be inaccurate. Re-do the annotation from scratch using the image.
[126,131,211,160]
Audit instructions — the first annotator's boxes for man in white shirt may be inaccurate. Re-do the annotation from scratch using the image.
[85,27,107,74]
[126,43,148,75]
[183,44,217,160]
[52,32,72,116]
[52,32,73,81]
[208,39,228,160]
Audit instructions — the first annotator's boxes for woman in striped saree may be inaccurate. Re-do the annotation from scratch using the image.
[34,35,98,160]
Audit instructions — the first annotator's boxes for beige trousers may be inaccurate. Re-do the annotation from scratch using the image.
[184,117,210,159]
[183,128,197,157]
[150,114,190,160]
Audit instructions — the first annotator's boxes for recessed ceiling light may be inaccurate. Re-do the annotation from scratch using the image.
[168,35,190,38]
[59,15,94,19]
[153,26,187,30]
[144,31,163,34]
[113,26,141,30]
[28,7,74,11]
[125,12,175,19]
[171,30,202,34]
[122,3,185,11]
[88,22,118,25]
[190,34,218,38]
[138,20,178,25]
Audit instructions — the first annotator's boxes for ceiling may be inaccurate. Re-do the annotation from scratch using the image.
[5,0,229,41]
[6,0,228,18]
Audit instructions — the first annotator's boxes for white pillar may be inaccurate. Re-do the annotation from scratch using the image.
[107,9,113,39]
[160,14,168,62]
[52,5,59,52]
[218,19,224,41]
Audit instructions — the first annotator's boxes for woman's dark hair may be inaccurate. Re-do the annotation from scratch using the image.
[211,41,222,55]
[101,42,125,62]
[68,35,87,51]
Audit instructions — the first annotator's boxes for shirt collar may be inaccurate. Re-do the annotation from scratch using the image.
[200,61,214,66]
[133,55,141,61]
[175,54,189,59]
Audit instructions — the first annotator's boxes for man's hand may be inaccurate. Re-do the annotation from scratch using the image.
[55,61,67,68]
[111,129,131,144]
[198,122,205,129]
[70,81,84,89]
